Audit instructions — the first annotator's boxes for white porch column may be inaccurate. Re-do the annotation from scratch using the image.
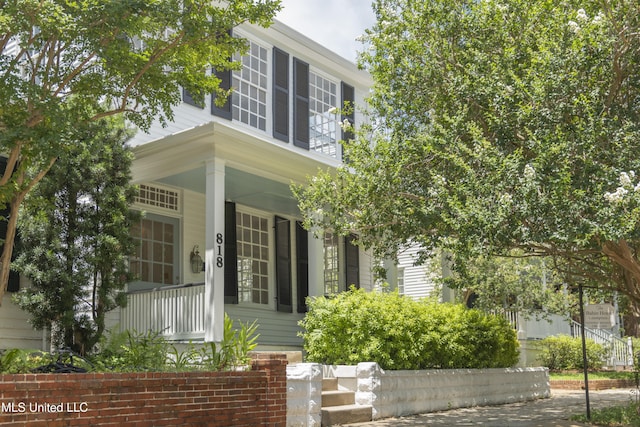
[308,234,324,297]
[204,158,226,342]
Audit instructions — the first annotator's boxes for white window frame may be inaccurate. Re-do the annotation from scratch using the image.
[235,206,273,308]
[129,212,181,290]
[397,267,405,295]
[309,69,339,158]
[231,35,270,134]
[129,183,183,291]
[323,232,343,295]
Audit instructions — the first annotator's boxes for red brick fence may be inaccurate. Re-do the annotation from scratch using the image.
[550,378,636,390]
[0,353,286,426]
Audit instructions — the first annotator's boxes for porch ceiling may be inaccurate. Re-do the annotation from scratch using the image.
[159,166,301,217]
[132,121,332,218]
[132,121,339,185]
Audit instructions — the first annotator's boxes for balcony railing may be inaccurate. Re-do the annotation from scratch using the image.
[121,282,206,341]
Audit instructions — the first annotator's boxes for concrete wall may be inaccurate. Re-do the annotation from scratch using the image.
[354,363,550,420]
[286,363,550,424]
[286,363,322,427]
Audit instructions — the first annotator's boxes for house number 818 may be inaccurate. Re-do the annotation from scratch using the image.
[216,233,223,268]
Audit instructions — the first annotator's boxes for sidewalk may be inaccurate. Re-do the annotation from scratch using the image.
[344,388,636,426]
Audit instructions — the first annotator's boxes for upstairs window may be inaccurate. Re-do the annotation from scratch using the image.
[309,71,338,157]
[232,40,268,131]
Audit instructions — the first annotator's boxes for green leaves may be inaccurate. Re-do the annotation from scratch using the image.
[536,335,607,371]
[299,289,519,369]
[299,0,640,306]
[0,0,281,300]
[12,117,138,354]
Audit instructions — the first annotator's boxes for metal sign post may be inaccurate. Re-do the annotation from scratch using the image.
[578,283,591,421]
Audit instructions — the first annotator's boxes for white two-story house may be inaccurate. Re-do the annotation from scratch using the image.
[116,20,373,351]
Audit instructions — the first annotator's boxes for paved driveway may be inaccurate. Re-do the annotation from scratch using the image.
[344,388,636,427]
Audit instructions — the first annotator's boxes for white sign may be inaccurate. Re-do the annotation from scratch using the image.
[584,304,615,329]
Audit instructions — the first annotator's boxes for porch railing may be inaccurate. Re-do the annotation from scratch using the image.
[570,320,634,367]
[121,282,206,341]
[498,309,634,368]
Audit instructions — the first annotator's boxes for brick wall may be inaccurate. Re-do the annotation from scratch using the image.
[550,378,636,390]
[0,353,287,426]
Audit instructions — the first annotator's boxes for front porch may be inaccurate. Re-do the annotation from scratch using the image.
[121,281,307,348]
[117,121,368,348]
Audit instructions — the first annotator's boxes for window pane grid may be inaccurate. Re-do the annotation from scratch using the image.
[135,184,179,212]
[309,72,338,157]
[323,232,340,294]
[236,211,269,304]
[232,40,268,131]
[130,218,175,285]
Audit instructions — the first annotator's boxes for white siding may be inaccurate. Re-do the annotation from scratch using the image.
[397,245,436,300]
[359,248,375,292]
[225,305,304,348]
[103,307,121,337]
[0,293,45,350]
[182,189,206,284]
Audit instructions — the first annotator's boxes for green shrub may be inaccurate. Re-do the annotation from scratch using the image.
[299,288,519,370]
[196,314,259,371]
[0,315,261,374]
[0,349,49,373]
[86,328,169,371]
[90,313,259,372]
[536,335,607,371]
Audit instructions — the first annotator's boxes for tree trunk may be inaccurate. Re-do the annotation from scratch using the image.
[602,240,640,305]
[0,193,25,303]
[0,157,57,304]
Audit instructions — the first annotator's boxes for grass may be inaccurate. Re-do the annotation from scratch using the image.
[571,401,640,426]
[550,371,636,381]
[556,370,640,426]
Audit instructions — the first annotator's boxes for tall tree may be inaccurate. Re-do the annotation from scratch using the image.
[0,0,281,301]
[13,118,138,354]
[434,251,575,316]
[296,1,640,306]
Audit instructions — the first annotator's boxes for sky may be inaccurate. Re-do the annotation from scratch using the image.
[276,0,376,62]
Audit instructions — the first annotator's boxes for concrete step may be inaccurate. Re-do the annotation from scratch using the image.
[322,390,355,407]
[322,377,339,391]
[321,404,372,426]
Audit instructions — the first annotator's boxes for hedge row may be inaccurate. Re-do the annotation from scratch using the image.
[299,289,519,370]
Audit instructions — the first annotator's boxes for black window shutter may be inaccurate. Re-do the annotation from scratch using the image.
[273,47,289,142]
[224,201,238,304]
[293,58,309,149]
[0,158,19,292]
[295,221,308,313]
[211,67,233,119]
[345,234,360,289]
[211,29,234,120]
[183,87,204,109]
[341,82,355,143]
[275,216,292,313]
